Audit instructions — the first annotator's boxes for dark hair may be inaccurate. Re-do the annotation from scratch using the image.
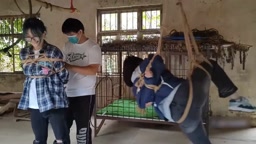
[123,56,143,87]
[23,17,46,39]
[62,18,84,34]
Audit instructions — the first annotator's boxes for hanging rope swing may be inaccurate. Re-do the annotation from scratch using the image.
[135,0,212,124]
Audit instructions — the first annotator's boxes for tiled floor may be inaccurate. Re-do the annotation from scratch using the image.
[0,117,256,144]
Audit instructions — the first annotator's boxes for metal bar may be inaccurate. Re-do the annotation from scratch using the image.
[0,34,22,37]
[118,52,122,99]
[98,30,160,36]
[96,115,176,125]
[0,14,38,19]
[97,5,162,12]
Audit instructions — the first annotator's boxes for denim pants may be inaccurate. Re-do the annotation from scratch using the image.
[30,108,69,144]
[170,59,238,144]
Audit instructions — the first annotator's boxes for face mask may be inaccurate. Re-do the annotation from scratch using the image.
[68,35,79,44]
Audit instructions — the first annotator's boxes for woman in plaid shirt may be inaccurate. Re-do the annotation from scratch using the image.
[18,17,69,144]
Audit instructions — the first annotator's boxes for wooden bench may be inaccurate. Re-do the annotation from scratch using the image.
[0,93,30,121]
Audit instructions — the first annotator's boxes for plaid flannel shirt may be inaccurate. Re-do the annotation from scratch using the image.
[18,41,69,113]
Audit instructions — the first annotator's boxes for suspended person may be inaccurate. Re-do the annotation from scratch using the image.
[61,18,102,144]
[18,17,70,144]
[123,54,255,144]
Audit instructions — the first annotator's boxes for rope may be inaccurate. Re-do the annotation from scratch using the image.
[134,18,164,93]
[175,1,212,124]
[21,53,65,78]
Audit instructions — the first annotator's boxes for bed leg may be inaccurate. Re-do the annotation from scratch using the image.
[95,119,106,137]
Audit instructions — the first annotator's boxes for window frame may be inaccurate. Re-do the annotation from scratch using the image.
[97,5,162,75]
[0,14,39,74]
[97,5,162,44]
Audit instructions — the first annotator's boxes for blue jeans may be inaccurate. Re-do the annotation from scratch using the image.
[170,60,237,144]
[30,108,69,144]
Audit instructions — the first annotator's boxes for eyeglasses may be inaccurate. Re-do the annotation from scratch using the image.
[25,37,40,42]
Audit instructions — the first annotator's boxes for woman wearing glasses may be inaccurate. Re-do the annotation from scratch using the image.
[18,17,69,144]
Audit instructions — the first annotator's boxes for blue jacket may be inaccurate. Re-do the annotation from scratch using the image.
[132,55,184,119]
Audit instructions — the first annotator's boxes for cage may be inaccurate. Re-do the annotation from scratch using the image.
[93,38,213,136]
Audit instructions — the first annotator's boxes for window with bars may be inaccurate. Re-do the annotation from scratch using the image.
[0,15,38,73]
[97,5,162,74]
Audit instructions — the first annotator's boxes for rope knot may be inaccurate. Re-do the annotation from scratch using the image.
[21,53,65,78]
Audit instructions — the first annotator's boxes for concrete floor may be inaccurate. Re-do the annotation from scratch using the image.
[0,117,256,144]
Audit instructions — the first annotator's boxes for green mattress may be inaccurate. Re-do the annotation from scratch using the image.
[96,99,159,119]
